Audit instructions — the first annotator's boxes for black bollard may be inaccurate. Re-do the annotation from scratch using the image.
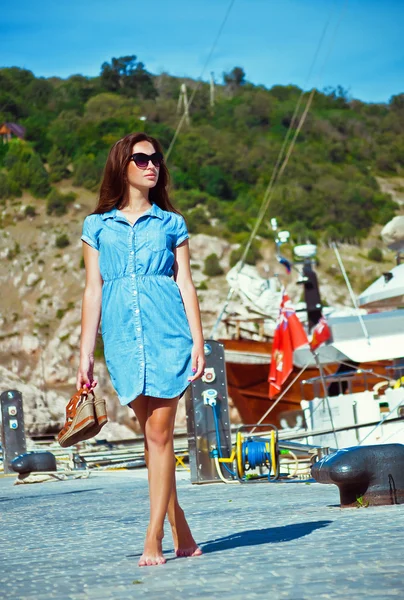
[311,444,404,507]
[11,451,57,474]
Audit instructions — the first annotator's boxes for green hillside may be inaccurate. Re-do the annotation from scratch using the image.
[1,56,404,248]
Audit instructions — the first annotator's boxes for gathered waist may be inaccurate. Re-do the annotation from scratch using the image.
[103,273,171,282]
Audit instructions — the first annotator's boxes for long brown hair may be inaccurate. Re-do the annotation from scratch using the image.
[93,132,180,215]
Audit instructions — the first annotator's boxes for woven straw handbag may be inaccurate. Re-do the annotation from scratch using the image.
[58,387,108,448]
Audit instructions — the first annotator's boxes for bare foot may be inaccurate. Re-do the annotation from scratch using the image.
[138,529,166,567]
[170,507,203,558]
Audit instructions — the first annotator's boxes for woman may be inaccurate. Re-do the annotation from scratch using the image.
[77,132,205,567]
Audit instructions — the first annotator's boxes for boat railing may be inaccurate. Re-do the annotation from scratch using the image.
[300,370,373,400]
[300,361,404,400]
[223,316,273,341]
[385,364,404,379]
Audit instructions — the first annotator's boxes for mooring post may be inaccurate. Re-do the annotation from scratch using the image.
[311,444,404,507]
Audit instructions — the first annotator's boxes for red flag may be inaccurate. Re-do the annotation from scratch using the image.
[309,316,331,351]
[269,291,309,398]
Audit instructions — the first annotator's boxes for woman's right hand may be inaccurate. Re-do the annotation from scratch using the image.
[76,354,97,391]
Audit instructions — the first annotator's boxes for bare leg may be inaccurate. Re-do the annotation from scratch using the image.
[130,396,202,559]
[129,395,177,566]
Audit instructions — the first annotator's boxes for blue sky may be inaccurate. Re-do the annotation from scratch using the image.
[1,0,403,103]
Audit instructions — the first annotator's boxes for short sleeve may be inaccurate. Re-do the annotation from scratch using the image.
[81,215,100,251]
[175,215,189,247]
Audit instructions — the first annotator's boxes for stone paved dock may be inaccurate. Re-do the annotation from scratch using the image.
[0,469,403,599]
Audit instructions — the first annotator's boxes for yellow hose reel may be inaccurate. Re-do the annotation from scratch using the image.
[236,428,279,480]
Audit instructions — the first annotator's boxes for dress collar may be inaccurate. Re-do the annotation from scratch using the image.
[100,203,164,221]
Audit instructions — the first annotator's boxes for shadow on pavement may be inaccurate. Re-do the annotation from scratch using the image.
[128,520,333,560]
[0,488,104,502]
[200,520,332,554]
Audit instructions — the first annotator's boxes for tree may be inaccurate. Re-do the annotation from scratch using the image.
[390,93,404,112]
[100,56,156,98]
[0,67,36,120]
[24,205,37,217]
[84,93,134,121]
[227,213,250,233]
[55,233,70,248]
[47,188,76,216]
[100,57,131,91]
[27,153,50,197]
[367,247,383,262]
[48,110,82,157]
[55,74,97,112]
[124,61,157,99]
[6,145,33,191]
[26,78,53,109]
[22,113,53,155]
[0,173,10,200]
[223,67,246,88]
[3,139,31,170]
[204,253,224,276]
[230,243,261,267]
[186,207,210,233]
[73,154,104,190]
[48,146,70,182]
[199,165,233,200]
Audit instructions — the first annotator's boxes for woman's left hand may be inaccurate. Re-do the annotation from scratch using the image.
[188,344,206,382]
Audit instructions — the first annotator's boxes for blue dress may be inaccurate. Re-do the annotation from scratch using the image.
[81,203,193,405]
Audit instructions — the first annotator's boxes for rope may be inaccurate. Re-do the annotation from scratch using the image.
[210,0,349,338]
[279,450,300,478]
[331,242,370,343]
[250,361,311,434]
[165,0,236,162]
[210,93,317,338]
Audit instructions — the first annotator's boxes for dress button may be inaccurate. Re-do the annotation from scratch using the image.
[135,309,140,314]
[137,327,141,332]
[130,251,134,255]
[139,344,143,349]
[131,274,135,279]
[133,290,137,296]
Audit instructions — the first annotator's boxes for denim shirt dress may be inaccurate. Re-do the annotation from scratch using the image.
[81,203,193,405]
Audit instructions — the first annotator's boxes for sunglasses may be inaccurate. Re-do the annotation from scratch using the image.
[130,152,164,169]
